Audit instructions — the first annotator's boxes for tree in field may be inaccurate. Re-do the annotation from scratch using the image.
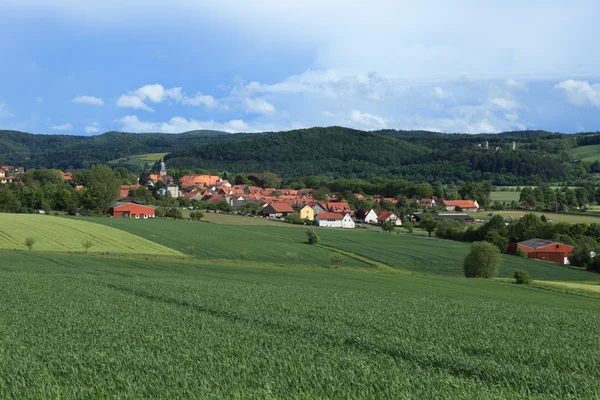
[419,214,436,237]
[402,219,414,233]
[286,252,297,265]
[82,239,94,255]
[25,237,36,252]
[513,269,532,284]
[463,241,501,278]
[166,207,183,220]
[381,220,395,234]
[306,229,319,245]
[88,164,121,215]
[330,253,343,266]
[189,211,204,221]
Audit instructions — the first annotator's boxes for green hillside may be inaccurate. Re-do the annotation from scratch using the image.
[571,144,600,162]
[1,248,599,399]
[0,214,180,256]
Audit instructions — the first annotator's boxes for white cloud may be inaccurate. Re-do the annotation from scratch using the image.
[117,84,219,111]
[117,95,154,111]
[489,97,519,110]
[349,109,387,129]
[50,123,73,131]
[555,79,600,108]
[244,97,276,114]
[36,97,43,103]
[116,115,251,134]
[433,86,453,101]
[85,123,101,134]
[505,78,526,90]
[73,95,104,106]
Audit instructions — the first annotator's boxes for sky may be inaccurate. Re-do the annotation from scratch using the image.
[0,0,599,135]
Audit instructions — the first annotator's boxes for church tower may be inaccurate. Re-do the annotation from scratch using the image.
[159,159,167,177]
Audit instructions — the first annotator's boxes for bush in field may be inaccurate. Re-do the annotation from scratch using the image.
[513,269,532,284]
[402,219,414,233]
[330,253,343,266]
[435,219,461,240]
[240,250,248,260]
[306,229,319,245]
[419,214,436,237]
[166,208,183,220]
[516,248,528,258]
[82,239,94,255]
[186,246,196,255]
[286,252,297,265]
[485,230,509,252]
[463,241,501,278]
[381,220,395,234]
[189,211,204,221]
[25,237,36,252]
[285,213,303,225]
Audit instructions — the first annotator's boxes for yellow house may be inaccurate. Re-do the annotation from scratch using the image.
[300,205,315,221]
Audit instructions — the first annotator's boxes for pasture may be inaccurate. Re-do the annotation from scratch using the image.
[108,152,168,169]
[493,210,600,224]
[489,190,519,202]
[0,214,180,255]
[571,144,600,162]
[87,216,598,281]
[1,249,600,399]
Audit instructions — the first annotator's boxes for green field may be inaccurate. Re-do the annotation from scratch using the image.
[493,210,600,224]
[489,190,520,202]
[2,214,600,398]
[0,214,180,255]
[572,144,600,162]
[108,152,168,169]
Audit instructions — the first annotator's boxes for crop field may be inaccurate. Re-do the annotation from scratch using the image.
[1,249,599,399]
[87,216,598,282]
[571,144,600,162]
[493,210,600,224]
[0,214,180,255]
[108,152,169,169]
[84,217,369,268]
[489,190,520,202]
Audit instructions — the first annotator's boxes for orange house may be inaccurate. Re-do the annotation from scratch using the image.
[108,203,155,219]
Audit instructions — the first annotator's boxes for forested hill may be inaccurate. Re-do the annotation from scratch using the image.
[164,127,582,184]
[0,129,263,169]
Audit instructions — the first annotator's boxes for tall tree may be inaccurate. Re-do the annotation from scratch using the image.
[88,165,120,214]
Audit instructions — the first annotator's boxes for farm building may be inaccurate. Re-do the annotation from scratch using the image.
[108,203,155,219]
[441,200,479,212]
[508,239,574,265]
[316,213,355,229]
[261,202,295,218]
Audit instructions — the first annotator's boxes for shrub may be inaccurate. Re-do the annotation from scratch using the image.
[190,211,204,221]
[513,269,532,284]
[166,208,183,220]
[186,246,196,255]
[402,219,414,233]
[285,213,302,225]
[463,241,501,278]
[330,253,343,266]
[82,239,94,255]
[516,248,528,258]
[306,229,319,245]
[286,252,297,265]
[25,237,36,252]
[240,250,248,260]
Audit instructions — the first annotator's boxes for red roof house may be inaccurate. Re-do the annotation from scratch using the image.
[108,203,155,219]
[441,200,479,212]
[261,202,295,218]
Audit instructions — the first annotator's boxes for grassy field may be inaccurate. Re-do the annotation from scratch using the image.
[1,249,600,399]
[0,214,180,255]
[492,210,600,224]
[489,190,520,202]
[83,217,370,269]
[571,144,600,162]
[85,215,598,281]
[107,152,168,169]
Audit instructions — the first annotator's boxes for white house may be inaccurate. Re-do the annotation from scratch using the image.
[316,213,355,229]
[166,183,181,198]
[357,208,379,224]
[377,210,402,226]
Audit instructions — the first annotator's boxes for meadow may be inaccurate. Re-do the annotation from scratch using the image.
[571,144,600,162]
[489,190,520,202]
[108,152,169,169]
[0,214,180,255]
[1,249,600,399]
[492,210,600,224]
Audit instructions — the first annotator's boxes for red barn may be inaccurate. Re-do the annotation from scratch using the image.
[108,203,155,219]
[509,239,573,265]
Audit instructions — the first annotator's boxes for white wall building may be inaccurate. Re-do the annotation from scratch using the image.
[316,213,355,229]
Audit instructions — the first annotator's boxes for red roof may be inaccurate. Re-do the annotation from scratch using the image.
[268,202,295,213]
[316,212,344,220]
[443,200,478,208]
[377,210,396,221]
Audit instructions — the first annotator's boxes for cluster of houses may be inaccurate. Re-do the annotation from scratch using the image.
[0,165,25,184]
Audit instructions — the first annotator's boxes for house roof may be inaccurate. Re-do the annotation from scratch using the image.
[316,212,345,220]
[268,202,295,213]
[518,239,565,249]
[377,210,397,221]
[442,200,478,208]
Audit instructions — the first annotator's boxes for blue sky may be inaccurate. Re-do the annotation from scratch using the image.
[1,0,599,135]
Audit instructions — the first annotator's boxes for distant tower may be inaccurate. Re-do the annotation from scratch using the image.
[484,141,489,150]
[512,141,516,151]
[159,159,167,177]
